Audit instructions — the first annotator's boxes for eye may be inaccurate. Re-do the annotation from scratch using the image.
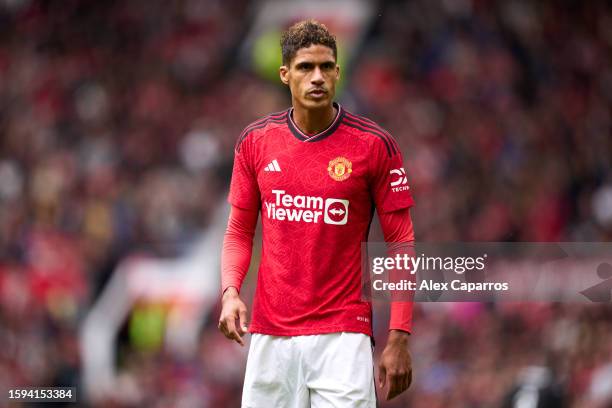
[321,62,335,70]
[296,63,312,71]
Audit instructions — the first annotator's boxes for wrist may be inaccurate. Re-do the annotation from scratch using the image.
[387,329,410,347]
[222,286,239,300]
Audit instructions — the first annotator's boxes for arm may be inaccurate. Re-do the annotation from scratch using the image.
[218,205,258,346]
[377,207,415,399]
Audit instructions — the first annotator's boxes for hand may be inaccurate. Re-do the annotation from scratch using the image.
[218,287,249,346]
[378,330,413,400]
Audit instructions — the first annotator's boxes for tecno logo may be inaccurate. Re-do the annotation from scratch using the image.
[264,190,349,225]
[390,168,410,192]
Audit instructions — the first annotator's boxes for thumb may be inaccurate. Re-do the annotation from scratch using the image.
[379,364,387,388]
[239,308,248,334]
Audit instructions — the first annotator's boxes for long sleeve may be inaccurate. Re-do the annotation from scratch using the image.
[378,207,415,333]
[221,205,259,294]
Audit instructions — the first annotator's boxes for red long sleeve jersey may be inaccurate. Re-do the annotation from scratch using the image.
[228,103,414,337]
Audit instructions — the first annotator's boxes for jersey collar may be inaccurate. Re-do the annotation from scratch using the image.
[287,102,345,142]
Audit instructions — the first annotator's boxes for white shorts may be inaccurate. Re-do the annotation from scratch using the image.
[242,332,376,408]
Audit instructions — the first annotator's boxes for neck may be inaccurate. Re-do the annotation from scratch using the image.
[291,102,337,136]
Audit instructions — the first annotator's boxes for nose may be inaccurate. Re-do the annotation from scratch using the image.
[311,67,324,85]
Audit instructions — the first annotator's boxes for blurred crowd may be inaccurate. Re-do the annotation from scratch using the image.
[0,0,611,407]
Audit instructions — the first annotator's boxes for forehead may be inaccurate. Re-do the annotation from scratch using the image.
[292,44,336,64]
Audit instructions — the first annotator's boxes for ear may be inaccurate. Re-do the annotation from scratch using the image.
[335,64,340,81]
[279,65,290,85]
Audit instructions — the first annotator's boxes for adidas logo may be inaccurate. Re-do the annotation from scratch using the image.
[264,159,281,172]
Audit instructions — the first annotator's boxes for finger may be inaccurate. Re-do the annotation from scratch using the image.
[218,314,233,333]
[218,317,227,335]
[378,365,387,389]
[226,318,245,346]
[386,372,403,400]
[220,321,233,340]
[230,329,245,346]
[400,376,408,395]
[395,372,408,396]
[385,372,395,400]
[399,373,410,396]
[402,370,411,391]
[219,315,232,336]
[238,309,248,335]
[405,369,413,390]
[394,372,411,399]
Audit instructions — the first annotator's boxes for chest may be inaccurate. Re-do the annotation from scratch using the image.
[255,139,372,200]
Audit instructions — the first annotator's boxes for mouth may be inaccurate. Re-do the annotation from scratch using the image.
[308,89,327,98]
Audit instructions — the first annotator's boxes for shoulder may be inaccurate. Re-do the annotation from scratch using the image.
[340,109,400,158]
[235,109,289,152]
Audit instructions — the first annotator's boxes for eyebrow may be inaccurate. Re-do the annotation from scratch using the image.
[294,60,336,68]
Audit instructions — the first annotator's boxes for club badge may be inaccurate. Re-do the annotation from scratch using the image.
[327,157,352,181]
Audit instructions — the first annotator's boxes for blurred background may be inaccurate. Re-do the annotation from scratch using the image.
[1,0,611,406]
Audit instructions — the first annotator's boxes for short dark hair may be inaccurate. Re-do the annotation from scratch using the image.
[280,19,337,66]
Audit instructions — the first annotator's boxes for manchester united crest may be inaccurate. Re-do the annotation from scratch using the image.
[327,157,352,181]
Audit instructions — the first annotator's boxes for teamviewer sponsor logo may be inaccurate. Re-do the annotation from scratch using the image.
[323,198,349,225]
[264,190,349,225]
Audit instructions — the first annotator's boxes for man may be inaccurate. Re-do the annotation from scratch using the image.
[218,20,415,407]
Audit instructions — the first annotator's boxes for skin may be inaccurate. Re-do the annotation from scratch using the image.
[218,43,413,401]
[218,286,248,346]
[279,44,339,135]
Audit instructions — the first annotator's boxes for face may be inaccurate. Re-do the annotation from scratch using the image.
[280,44,340,110]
